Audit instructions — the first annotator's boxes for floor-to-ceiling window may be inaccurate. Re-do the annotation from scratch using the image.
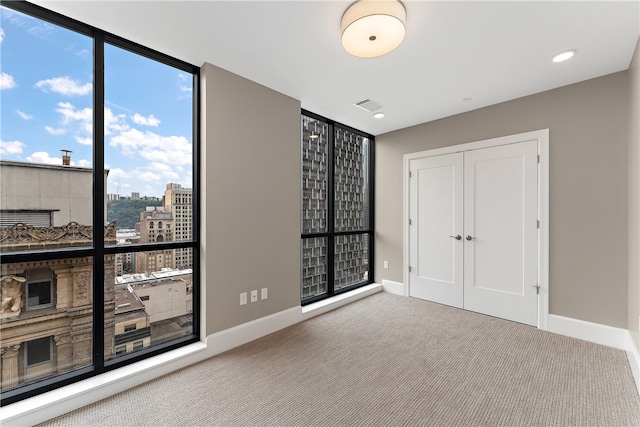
[301,110,374,304]
[0,2,199,405]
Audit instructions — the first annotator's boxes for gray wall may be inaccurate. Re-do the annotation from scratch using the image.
[629,36,640,347]
[201,63,301,335]
[376,72,629,328]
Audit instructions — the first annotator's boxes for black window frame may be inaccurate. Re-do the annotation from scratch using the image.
[0,1,200,406]
[300,109,375,305]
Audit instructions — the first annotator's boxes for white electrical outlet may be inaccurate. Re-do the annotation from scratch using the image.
[250,290,258,303]
[384,261,389,269]
[240,292,247,305]
[261,287,268,300]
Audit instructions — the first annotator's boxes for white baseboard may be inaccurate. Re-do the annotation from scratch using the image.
[547,314,628,350]
[2,285,380,427]
[381,279,405,296]
[626,332,640,396]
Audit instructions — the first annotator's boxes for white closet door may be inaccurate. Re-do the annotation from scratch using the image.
[463,141,538,326]
[409,153,464,308]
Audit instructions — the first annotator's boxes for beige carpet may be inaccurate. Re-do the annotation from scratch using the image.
[39,292,640,426]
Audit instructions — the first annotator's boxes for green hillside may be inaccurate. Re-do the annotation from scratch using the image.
[107,199,162,229]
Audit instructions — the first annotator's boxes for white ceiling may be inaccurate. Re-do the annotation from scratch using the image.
[34,1,640,136]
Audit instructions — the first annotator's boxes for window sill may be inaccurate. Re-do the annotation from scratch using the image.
[301,283,382,319]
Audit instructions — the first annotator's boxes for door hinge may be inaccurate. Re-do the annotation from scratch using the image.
[408,266,412,272]
[537,220,540,229]
[409,171,412,178]
[537,155,540,163]
[409,218,412,225]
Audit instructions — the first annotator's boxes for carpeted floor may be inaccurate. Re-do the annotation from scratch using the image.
[39,292,640,426]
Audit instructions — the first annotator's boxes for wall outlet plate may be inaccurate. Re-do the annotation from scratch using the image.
[261,287,268,300]
[250,290,258,303]
[240,292,247,305]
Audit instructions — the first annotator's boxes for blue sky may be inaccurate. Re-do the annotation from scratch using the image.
[0,6,193,198]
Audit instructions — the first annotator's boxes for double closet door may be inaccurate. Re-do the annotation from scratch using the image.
[408,141,539,326]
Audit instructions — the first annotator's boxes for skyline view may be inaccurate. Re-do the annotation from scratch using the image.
[0,6,194,198]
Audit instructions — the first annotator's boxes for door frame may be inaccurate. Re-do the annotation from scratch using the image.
[403,129,550,330]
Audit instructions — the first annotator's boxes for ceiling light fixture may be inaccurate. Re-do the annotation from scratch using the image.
[373,112,385,119]
[552,49,576,63]
[341,0,406,58]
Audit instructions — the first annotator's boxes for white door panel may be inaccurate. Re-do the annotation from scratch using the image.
[409,153,463,308]
[463,141,538,325]
[408,139,539,326]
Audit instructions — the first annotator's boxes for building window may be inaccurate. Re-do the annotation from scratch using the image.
[0,1,200,406]
[26,281,52,309]
[25,269,54,310]
[300,111,374,304]
[26,337,52,367]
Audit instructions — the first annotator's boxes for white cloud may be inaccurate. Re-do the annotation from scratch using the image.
[75,159,91,167]
[0,140,26,156]
[0,28,5,43]
[131,113,161,127]
[109,128,192,166]
[16,110,33,120]
[45,126,67,135]
[35,76,92,96]
[26,151,60,165]
[108,168,130,179]
[177,73,192,99]
[105,108,129,135]
[0,72,17,90]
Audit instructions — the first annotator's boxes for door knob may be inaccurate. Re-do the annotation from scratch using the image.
[449,235,462,240]
[466,235,477,241]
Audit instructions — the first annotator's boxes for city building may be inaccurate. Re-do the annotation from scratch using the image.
[115,268,193,344]
[0,221,117,390]
[135,208,174,273]
[163,183,193,269]
[115,229,140,276]
[0,160,107,227]
[114,286,151,356]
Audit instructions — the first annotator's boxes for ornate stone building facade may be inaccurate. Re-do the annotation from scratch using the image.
[0,222,116,391]
[136,208,174,273]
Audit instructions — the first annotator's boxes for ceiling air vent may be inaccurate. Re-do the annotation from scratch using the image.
[353,98,382,112]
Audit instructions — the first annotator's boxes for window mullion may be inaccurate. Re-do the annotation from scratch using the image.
[327,123,335,297]
[93,33,106,369]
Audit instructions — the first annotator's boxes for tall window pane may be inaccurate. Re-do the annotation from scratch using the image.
[301,116,328,234]
[104,43,195,360]
[0,5,94,392]
[334,129,370,232]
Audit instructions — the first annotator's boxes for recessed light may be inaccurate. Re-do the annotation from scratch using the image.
[552,49,576,63]
[373,112,385,119]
